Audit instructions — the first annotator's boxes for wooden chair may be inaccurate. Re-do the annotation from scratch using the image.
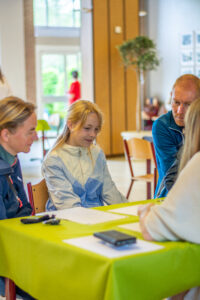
[123,137,157,200]
[27,178,49,215]
[4,180,49,300]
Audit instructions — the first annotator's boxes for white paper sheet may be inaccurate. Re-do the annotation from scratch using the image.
[118,222,141,233]
[45,207,126,224]
[64,235,164,258]
[109,205,140,216]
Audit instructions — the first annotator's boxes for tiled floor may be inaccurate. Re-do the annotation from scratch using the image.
[19,140,152,202]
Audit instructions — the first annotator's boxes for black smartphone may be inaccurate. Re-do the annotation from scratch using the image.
[94,230,136,247]
[43,219,60,225]
[20,214,55,224]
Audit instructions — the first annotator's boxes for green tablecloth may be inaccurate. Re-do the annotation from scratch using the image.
[0,201,200,300]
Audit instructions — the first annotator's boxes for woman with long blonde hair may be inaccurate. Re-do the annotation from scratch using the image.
[179,98,200,172]
[42,100,127,210]
[138,98,200,300]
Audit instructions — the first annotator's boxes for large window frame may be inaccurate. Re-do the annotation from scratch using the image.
[34,0,81,29]
[36,45,80,118]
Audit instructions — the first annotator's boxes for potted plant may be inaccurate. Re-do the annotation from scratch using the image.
[117,36,159,131]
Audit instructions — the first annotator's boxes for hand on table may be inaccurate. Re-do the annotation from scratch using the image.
[138,203,155,241]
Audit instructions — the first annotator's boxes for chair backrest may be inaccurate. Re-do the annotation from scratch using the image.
[125,137,154,160]
[27,179,49,215]
[123,137,157,177]
[123,137,158,198]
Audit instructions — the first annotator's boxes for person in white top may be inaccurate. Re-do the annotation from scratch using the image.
[0,68,12,100]
[42,100,127,210]
[138,98,200,300]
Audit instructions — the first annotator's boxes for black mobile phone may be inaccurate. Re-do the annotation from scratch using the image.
[94,230,137,247]
[43,219,60,225]
[20,215,55,224]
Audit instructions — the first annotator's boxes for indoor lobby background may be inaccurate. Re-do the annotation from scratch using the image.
[0,0,200,201]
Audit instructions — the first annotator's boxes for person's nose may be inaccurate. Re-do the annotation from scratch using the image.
[33,131,38,141]
[90,130,97,138]
[177,104,185,114]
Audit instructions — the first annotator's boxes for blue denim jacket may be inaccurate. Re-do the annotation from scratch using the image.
[152,111,184,197]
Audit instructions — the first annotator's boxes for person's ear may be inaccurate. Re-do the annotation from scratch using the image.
[0,128,10,142]
[170,89,174,104]
[67,120,74,132]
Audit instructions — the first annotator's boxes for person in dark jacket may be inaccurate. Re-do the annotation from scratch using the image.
[155,147,182,198]
[153,74,200,197]
[0,96,37,299]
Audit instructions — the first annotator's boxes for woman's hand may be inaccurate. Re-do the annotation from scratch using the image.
[138,203,155,240]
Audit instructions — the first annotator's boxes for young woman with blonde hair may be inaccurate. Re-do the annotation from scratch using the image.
[0,96,37,299]
[42,100,127,210]
[138,98,200,300]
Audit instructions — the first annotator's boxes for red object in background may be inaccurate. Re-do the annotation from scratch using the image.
[68,80,81,104]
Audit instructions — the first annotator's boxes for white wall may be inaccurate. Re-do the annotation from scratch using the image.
[0,0,26,99]
[80,0,94,101]
[1,0,199,107]
[147,0,200,103]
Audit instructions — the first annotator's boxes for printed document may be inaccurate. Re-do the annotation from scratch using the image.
[46,207,126,224]
[64,235,164,258]
[118,222,141,233]
[109,205,140,216]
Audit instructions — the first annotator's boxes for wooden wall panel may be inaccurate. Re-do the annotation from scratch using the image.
[124,0,139,131]
[93,0,111,155]
[109,0,126,154]
[93,0,139,155]
[23,0,36,104]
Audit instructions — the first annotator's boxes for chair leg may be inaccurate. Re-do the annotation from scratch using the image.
[153,168,158,194]
[5,278,16,300]
[147,182,151,199]
[170,290,189,300]
[126,180,134,199]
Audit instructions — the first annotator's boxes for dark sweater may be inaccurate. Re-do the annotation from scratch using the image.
[0,145,32,219]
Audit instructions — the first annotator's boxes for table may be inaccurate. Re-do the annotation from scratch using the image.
[0,201,200,300]
[121,130,152,140]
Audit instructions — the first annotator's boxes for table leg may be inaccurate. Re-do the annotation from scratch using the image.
[5,278,16,300]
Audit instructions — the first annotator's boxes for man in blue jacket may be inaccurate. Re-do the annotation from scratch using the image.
[0,96,37,299]
[153,74,200,197]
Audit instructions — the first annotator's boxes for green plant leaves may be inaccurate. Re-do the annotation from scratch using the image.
[117,36,160,71]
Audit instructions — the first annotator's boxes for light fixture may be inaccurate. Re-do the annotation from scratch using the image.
[139,10,147,17]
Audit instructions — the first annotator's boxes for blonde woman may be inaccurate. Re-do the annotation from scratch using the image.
[42,100,127,210]
[0,96,37,220]
[139,98,200,300]
[0,96,37,299]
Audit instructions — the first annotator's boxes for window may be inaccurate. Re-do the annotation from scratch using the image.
[41,52,81,98]
[34,0,82,128]
[37,49,81,127]
[34,0,81,28]
[42,54,65,96]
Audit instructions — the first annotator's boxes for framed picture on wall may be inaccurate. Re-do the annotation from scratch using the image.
[180,66,194,75]
[195,31,200,48]
[195,49,200,65]
[196,67,200,78]
[180,50,194,65]
[180,32,194,48]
